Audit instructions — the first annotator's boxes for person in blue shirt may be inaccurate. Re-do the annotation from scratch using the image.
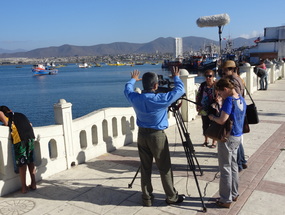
[124,67,185,206]
[208,78,246,209]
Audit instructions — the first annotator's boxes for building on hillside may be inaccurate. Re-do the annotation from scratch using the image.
[175,37,183,59]
[249,25,285,64]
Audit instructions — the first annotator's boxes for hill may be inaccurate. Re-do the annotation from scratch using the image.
[0,48,27,54]
[0,36,255,58]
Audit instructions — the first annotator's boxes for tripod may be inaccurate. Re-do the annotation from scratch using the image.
[128,98,207,212]
[169,99,206,212]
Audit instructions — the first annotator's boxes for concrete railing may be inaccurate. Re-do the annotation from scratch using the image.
[0,60,284,196]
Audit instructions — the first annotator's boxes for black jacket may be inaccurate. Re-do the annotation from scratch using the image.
[7,112,35,141]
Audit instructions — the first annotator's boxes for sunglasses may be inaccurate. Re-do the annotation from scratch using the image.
[205,75,213,78]
[223,67,234,72]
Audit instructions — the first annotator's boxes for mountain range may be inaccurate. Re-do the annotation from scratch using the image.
[0,36,255,58]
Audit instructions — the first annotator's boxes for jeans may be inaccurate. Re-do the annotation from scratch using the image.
[237,143,247,171]
[218,135,242,203]
[258,69,268,90]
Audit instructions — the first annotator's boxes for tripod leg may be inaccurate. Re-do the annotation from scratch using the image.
[128,166,140,188]
[183,145,207,212]
[193,153,203,176]
[192,169,207,212]
[184,134,203,176]
[172,107,207,211]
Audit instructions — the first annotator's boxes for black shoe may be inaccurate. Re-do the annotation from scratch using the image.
[216,200,231,208]
[142,195,154,207]
[242,163,248,169]
[166,194,185,205]
[233,195,239,201]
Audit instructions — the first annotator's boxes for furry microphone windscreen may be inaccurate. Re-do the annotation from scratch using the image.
[196,13,230,27]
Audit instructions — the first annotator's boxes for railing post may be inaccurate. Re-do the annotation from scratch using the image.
[240,63,256,94]
[266,60,274,84]
[180,69,197,122]
[53,99,74,169]
[278,60,285,78]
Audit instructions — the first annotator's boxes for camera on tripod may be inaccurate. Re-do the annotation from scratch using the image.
[157,75,174,93]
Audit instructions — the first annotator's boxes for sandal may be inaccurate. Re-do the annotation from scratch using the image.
[209,144,216,148]
[28,185,37,191]
[203,142,209,147]
[21,186,29,194]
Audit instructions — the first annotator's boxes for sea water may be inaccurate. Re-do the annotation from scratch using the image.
[0,64,205,126]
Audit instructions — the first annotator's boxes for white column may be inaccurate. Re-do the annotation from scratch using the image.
[180,69,197,122]
[266,61,274,84]
[280,61,285,78]
[53,99,74,169]
[240,63,252,94]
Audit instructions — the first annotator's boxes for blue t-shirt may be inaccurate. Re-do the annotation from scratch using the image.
[221,96,246,136]
[124,76,185,130]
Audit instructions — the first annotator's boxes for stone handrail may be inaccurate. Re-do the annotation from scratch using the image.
[0,60,284,196]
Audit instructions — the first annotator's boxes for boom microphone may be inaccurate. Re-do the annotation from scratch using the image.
[196,13,230,27]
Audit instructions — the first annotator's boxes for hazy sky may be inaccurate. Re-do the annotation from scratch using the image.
[1,0,284,50]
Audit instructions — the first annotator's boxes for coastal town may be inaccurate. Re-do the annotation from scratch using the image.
[0,25,284,72]
[0,52,170,66]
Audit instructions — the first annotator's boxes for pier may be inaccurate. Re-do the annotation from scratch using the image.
[0,60,285,214]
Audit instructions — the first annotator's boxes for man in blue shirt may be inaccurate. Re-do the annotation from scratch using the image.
[124,67,185,206]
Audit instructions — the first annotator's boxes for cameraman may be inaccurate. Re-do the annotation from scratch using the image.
[124,67,185,206]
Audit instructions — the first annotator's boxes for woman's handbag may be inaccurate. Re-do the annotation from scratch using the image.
[205,119,232,142]
[244,86,259,124]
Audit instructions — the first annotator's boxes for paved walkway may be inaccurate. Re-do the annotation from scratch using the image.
[1,80,285,215]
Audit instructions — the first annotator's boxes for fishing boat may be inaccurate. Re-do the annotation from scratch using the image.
[55,64,67,68]
[162,56,204,71]
[125,62,134,66]
[32,64,58,76]
[199,56,219,71]
[135,62,144,65]
[94,63,102,67]
[78,62,91,68]
[108,62,125,66]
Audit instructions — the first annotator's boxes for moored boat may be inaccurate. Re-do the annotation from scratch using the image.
[108,62,125,66]
[55,64,67,68]
[94,63,102,67]
[78,62,91,68]
[32,64,58,75]
[199,56,219,71]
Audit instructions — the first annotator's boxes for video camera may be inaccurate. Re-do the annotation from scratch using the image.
[157,75,174,93]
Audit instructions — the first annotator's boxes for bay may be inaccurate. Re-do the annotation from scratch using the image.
[0,64,205,126]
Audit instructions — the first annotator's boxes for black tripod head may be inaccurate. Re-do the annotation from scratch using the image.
[168,94,198,113]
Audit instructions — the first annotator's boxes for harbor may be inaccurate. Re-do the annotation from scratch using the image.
[0,63,208,127]
[0,61,284,214]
